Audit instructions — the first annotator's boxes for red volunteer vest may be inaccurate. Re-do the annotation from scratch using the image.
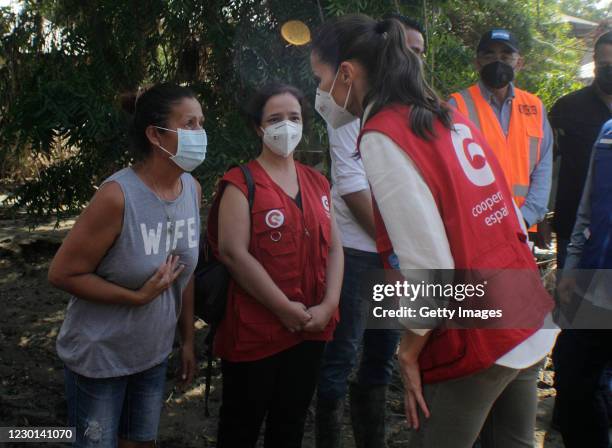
[208,160,337,362]
[359,105,554,383]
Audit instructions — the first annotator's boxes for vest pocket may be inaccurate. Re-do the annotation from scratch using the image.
[234,294,289,344]
[235,293,278,323]
[318,219,331,264]
[256,229,300,281]
[319,218,331,247]
[315,220,332,302]
[258,230,296,255]
[251,207,300,281]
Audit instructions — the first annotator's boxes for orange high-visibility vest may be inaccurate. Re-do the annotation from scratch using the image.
[450,85,543,229]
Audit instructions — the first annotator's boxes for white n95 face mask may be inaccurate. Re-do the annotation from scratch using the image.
[314,70,358,129]
[154,126,207,172]
[262,120,303,158]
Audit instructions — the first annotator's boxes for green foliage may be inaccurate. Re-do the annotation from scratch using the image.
[557,0,609,22]
[424,0,585,104]
[0,0,591,223]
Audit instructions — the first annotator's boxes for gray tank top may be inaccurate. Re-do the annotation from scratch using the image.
[56,167,200,378]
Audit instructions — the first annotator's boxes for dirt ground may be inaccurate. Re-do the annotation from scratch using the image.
[0,214,565,448]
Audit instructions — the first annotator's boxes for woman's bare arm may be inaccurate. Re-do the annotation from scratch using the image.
[48,182,183,305]
[217,184,311,331]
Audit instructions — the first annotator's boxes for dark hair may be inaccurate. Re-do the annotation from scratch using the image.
[245,83,307,129]
[595,31,612,54]
[382,13,427,53]
[120,83,197,159]
[311,14,451,140]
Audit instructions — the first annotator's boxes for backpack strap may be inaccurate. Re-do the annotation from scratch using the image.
[203,327,216,417]
[238,164,255,210]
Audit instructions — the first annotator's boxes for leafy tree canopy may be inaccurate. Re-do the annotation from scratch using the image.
[0,0,601,223]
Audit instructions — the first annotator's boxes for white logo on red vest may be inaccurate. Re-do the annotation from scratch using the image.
[451,123,495,187]
[321,195,330,212]
[265,209,285,228]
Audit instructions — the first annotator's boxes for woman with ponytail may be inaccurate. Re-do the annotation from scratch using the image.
[311,14,557,448]
[49,83,202,447]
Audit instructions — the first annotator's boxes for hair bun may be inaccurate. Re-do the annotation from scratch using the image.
[374,20,387,34]
[119,91,137,115]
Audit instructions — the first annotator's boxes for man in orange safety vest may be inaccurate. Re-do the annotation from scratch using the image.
[449,29,553,236]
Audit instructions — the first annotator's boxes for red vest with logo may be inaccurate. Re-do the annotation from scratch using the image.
[208,160,337,362]
[359,105,554,383]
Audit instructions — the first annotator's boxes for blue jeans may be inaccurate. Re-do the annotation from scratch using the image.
[64,360,168,447]
[317,247,401,402]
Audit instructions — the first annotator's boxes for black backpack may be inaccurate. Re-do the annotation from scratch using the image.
[194,164,255,416]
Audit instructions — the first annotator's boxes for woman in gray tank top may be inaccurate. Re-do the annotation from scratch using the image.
[48,83,204,448]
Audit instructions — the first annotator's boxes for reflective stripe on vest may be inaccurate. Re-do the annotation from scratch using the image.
[528,134,539,174]
[453,89,482,131]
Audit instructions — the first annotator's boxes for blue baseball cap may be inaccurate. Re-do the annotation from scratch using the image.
[477,29,519,53]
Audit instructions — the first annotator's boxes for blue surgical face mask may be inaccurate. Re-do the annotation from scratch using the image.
[154,126,207,172]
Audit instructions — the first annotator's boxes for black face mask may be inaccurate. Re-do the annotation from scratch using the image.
[595,65,612,95]
[480,61,515,89]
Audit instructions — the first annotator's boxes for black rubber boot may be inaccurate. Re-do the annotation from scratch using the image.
[349,383,388,448]
[315,398,344,448]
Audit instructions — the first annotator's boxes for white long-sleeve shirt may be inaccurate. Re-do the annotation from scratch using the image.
[360,130,558,369]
